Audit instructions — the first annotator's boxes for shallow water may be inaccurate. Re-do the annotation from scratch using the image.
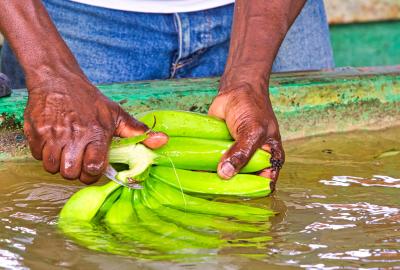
[0,126,399,269]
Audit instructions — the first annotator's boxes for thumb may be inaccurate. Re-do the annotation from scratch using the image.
[115,109,168,149]
[217,130,264,179]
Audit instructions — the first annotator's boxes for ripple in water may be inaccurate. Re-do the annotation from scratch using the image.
[319,248,400,263]
[306,202,400,226]
[320,175,400,188]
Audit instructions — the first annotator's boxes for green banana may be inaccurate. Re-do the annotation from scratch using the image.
[134,189,223,248]
[137,110,232,140]
[150,166,271,197]
[146,178,275,221]
[104,187,206,254]
[109,137,271,182]
[59,181,121,222]
[142,185,268,233]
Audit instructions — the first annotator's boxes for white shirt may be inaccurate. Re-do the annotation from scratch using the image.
[70,0,235,13]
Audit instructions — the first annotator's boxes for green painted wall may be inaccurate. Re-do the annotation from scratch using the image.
[1,66,400,160]
[330,21,400,67]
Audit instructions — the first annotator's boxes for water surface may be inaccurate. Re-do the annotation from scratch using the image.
[0,127,399,269]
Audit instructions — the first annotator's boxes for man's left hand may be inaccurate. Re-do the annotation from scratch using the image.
[208,82,284,189]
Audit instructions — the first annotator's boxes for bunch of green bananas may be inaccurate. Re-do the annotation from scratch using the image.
[59,111,275,259]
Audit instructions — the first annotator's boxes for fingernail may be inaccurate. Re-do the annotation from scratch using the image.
[144,132,169,149]
[220,162,236,179]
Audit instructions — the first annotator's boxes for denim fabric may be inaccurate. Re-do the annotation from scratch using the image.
[0,0,334,89]
[272,0,334,71]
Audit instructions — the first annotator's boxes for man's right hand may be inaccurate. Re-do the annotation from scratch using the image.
[0,1,168,184]
[24,74,168,184]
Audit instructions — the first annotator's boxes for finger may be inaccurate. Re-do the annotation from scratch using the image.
[261,144,271,153]
[27,140,44,160]
[258,168,279,192]
[79,171,102,185]
[24,121,43,160]
[262,139,285,183]
[42,142,62,174]
[116,109,168,149]
[82,141,108,181]
[217,132,263,179]
[265,139,285,169]
[60,143,85,180]
[258,168,273,179]
[115,109,149,138]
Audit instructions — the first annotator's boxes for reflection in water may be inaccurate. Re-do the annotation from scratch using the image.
[307,202,400,224]
[0,126,399,268]
[303,222,356,232]
[59,180,276,261]
[320,175,400,188]
[0,249,27,270]
[319,248,400,263]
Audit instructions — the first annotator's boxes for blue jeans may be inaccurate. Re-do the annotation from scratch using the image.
[0,0,334,89]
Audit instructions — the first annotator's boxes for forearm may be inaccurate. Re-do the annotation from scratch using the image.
[221,0,306,92]
[0,0,83,88]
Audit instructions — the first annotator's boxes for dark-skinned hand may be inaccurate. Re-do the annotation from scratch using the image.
[208,82,284,190]
[24,75,168,184]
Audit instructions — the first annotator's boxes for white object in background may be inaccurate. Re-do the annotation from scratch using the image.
[70,0,235,13]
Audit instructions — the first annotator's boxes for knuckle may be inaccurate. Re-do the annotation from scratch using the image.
[122,116,147,132]
[237,121,266,141]
[249,124,266,140]
[88,127,108,142]
[35,125,51,136]
[91,124,103,132]
[136,121,149,132]
[228,148,251,168]
[89,141,109,155]
[71,121,85,135]
[51,125,67,135]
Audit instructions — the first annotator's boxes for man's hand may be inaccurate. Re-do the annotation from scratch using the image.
[209,83,284,187]
[0,1,168,183]
[24,75,167,184]
[209,0,306,188]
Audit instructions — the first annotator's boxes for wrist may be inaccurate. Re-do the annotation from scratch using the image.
[24,45,92,95]
[27,64,83,89]
[25,45,86,87]
[219,66,270,95]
